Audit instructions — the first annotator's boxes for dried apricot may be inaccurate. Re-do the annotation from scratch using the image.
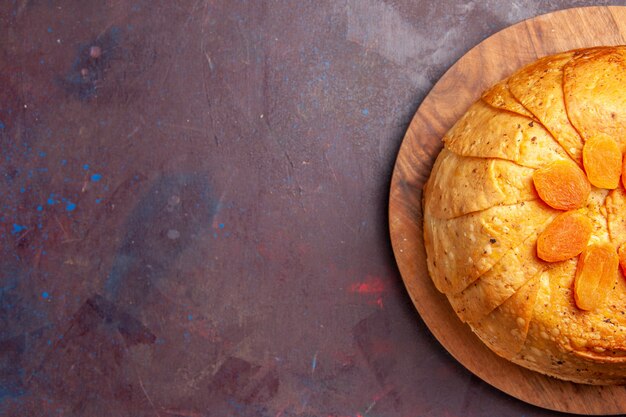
[619,243,626,277]
[583,134,622,189]
[574,243,619,311]
[532,160,590,210]
[537,211,592,262]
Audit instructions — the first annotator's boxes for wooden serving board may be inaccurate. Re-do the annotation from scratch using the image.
[389,6,626,415]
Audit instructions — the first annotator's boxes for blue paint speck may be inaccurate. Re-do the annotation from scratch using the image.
[42,291,49,299]
[36,205,43,211]
[83,164,90,170]
[66,202,76,212]
[61,159,67,166]
[95,198,102,204]
[0,121,4,129]
[39,151,46,157]
[11,224,26,235]
[227,398,246,413]
[91,173,102,182]
[47,27,53,33]
[47,198,55,205]
[20,187,25,193]
[219,223,225,229]
[361,108,369,116]
[187,314,193,321]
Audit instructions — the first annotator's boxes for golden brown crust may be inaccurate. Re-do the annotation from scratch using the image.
[443,100,569,168]
[469,272,542,359]
[508,51,584,164]
[606,187,626,248]
[447,231,549,323]
[423,46,626,384]
[424,200,557,294]
[514,260,626,384]
[481,79,537,120]
[564,47,626,151]
[424,149,537,220]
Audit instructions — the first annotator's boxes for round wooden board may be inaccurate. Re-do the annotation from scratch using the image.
[389,6,626,415]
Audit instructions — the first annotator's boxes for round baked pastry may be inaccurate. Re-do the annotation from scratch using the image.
[423,46,626,384]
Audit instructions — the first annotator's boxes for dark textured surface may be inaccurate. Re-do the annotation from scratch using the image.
[0,1,623,416]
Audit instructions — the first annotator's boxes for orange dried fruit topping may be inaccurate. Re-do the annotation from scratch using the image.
[582,134,622,189]
[537,211,592,262]
[619,243,626,276]
[574,243,619,311]
[532,160,591,210]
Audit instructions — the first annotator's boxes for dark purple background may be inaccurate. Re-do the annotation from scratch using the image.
[0,1,620,416]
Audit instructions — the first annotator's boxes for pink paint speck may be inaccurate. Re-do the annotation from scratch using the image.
[348,275,386,294]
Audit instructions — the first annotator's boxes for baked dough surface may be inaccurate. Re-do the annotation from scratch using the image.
[423,46,626,384]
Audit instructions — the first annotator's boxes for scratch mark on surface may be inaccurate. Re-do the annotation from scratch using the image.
[53,215,70,240]
[311,351,318,374]
[323,148,339,185]
[13,228,32,246]
[162,123,206,134]
[160,63,172,89]
[127,126,140,138]
[116,315,160,415]
[204,51,215,71]
[199,22,219,144]
[214,172,234,216]
[138,375,161,417]
[283,148,295,169]
[259,111,305,209]
[236,19,251,65]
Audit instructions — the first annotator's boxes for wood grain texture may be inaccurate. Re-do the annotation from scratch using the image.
[389,6,626,415]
